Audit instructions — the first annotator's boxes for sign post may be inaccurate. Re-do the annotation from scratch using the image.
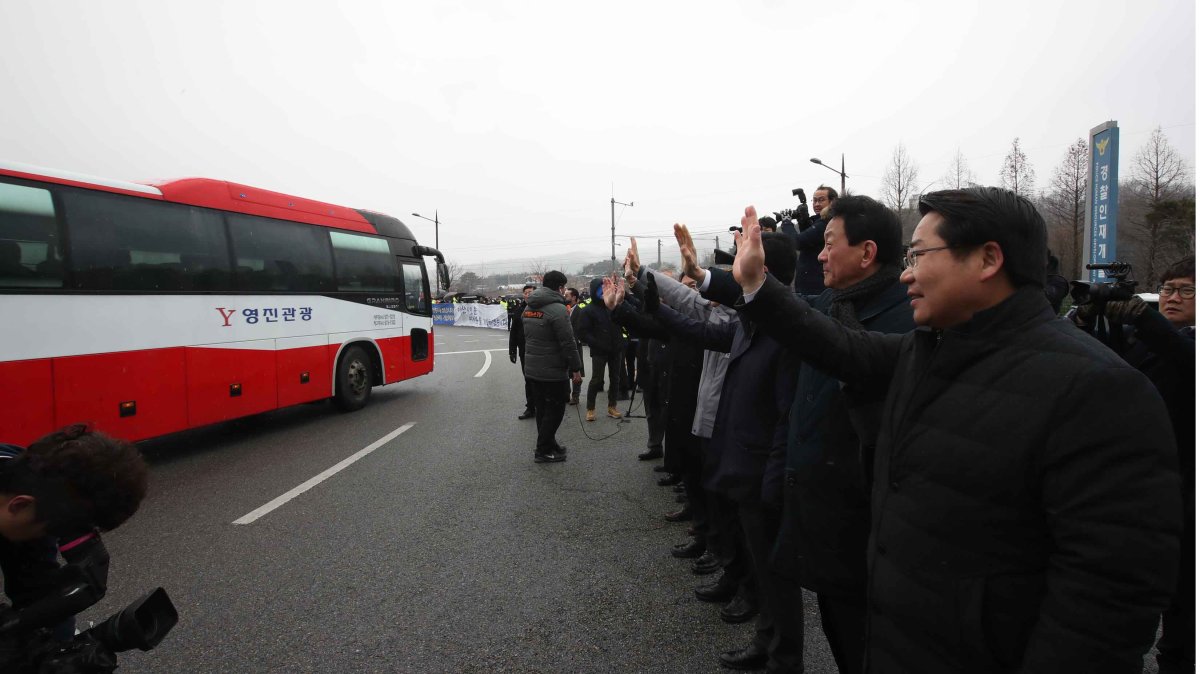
[1081,121,1120,281]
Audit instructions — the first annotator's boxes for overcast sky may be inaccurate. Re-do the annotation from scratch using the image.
[1,0,1194,274]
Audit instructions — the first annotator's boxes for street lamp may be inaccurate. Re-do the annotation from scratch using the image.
[411,211,441,292]
[809,155,847,195]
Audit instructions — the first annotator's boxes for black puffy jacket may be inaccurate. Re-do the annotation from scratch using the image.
[743,276,1181,674]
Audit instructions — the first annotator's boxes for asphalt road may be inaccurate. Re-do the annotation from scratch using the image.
[74,326,1163,673]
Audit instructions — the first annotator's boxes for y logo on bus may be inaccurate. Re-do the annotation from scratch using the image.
[217,307,237,327]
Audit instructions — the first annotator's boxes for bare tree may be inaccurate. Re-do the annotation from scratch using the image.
[999,137,1036,197]
[1129,127,1194,280]
[880,143,920,218]
[1043,139,1089,277]
[443,261,464,294]
[943,148,976,189]
[527,259,549,282]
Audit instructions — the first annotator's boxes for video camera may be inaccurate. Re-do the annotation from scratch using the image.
[0,588,178,674]
[0,534,177,674]
[1069,262,1138,305]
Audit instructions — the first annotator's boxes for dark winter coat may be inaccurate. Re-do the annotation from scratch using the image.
[740,273,1181,674]
[771,280,914,598]
[521,287,581,382]
[577,278,626,356]
[780,214,826,295]
[655,273,798,506]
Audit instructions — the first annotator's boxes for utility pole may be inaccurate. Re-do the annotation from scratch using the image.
[657,239,662,268]
[611,195,633,272]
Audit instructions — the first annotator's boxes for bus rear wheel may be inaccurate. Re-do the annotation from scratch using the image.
[334,344,373,411]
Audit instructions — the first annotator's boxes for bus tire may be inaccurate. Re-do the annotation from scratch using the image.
[334,344,373,412]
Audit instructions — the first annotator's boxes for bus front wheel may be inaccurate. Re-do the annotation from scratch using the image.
[334,344,373,411]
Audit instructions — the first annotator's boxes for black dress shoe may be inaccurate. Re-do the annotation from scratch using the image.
[657,473,682,486]
[652,465,669,473]
[555,444,568,455]
[534,453,565,463]
[718,642,768,670]
[671,538,706,559]
[638,448,663,461]
[691,552,720,575]
[664,506,692,522]
[719,594,759,624]
[672,484,685,493]
[694,573,738,603]
[518,409,536,420]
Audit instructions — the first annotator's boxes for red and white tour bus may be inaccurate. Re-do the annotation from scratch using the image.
[0,160,448,446]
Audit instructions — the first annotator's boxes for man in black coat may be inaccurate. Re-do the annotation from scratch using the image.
[1073,256,1195,674]
[713,187,1180,673]
[508,284,537,419]
[781,185,837,295]
[768,196,914,674]
[578,277,627,421]
[645,232,800,672]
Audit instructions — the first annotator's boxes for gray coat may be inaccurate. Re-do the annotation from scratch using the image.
[638,268,734,439]
[521,287,582,381]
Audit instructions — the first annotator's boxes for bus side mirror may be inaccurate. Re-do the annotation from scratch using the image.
[437,263,450,291]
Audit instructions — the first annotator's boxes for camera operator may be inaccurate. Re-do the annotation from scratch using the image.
[1074,256,1195,673]
[0,424,148,662]
[780,186,837,295]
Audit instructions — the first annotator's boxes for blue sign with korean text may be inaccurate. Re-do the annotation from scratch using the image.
[1087,124,1120,282]
[433,303,455,326]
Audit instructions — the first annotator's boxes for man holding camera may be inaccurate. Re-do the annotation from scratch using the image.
[0,424,148,642]
[716,187,1179,673]
[780,185,837,295]
[1073,256,1195,673]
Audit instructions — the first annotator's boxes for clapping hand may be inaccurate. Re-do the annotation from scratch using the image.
[602,273,625,310]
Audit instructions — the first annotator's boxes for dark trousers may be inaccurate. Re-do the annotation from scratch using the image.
[739,503,783,653]
[586,350,622,410]
[621,341,637,392]
[518,352,535,412]
[1157,524,1195,673]
[817,593,866,674]
[643,363,668,451]
[529,378,568,455]
[571,342,585,399]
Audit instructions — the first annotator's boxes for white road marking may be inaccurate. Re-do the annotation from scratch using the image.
[474,350,493,378]
[463,339,480,343]
[232,423,415,525]
[436,348,507,355]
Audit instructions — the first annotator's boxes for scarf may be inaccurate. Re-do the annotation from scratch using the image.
[828,264,903,329]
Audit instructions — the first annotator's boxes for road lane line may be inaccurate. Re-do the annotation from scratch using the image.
[436,348,507,355]
[232,423,416,525]
[474,350,492,378]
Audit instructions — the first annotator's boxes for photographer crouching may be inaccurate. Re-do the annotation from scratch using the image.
[1071,256,1195,673]
[0,423,158,673]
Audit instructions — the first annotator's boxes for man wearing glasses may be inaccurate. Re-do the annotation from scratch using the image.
[1086,256,1194,674]
[698,187,1180,673]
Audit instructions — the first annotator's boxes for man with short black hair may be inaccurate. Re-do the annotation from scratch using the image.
[509,284,537,419]
[521,271,583,463]
[714,186,1179,672]
[0,424,148,638]
[781,185,838,294]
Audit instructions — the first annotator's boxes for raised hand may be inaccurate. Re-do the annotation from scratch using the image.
[732,206,766,294]
[674,223,705,282]
[602,274,625,310]
[627,237,641,275]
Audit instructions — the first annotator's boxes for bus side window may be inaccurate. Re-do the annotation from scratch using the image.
[0,181,64,289]
[228,214,335,292]
[61,189,231,292]
[400,262,429,314]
